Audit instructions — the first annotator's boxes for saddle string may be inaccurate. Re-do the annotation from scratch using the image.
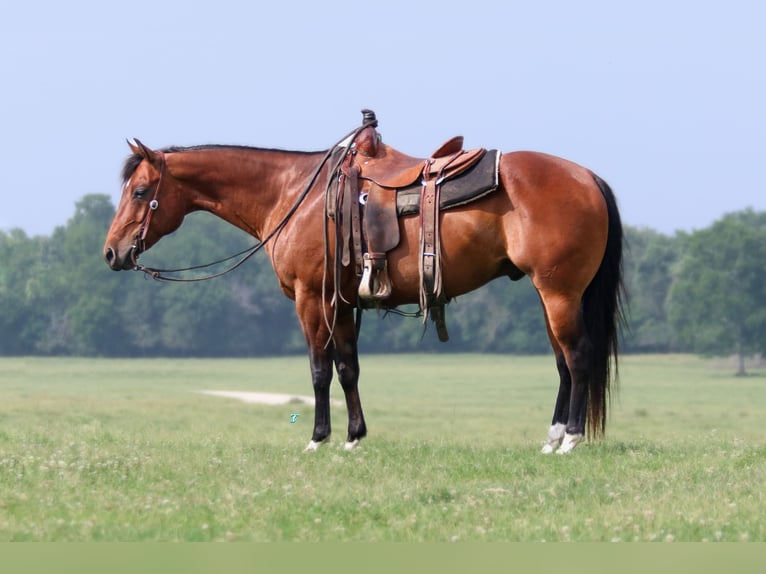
[320,149,351,342]
[320,137,369,347]
[135,119,378,283]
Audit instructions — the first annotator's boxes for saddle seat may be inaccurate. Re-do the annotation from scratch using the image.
[356,136,484,189]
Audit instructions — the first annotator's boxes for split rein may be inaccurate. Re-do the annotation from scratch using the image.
[132,120,377,283]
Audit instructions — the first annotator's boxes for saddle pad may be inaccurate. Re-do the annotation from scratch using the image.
[396,150,500,216]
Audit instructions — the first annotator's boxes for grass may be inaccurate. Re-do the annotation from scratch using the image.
[0,354,764,541]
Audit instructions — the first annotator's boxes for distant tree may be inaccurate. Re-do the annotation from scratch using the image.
[118,211,299,357]
[0,230,49,354]
[668,210,766,375]
[448,276,550,353]
[622,226,682,352]
[45,194,127,355]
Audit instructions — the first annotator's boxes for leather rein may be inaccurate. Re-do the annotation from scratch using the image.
[132,120,377,283]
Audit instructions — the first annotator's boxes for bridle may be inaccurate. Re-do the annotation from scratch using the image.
[129,148,268,282]
[131,151,166,266]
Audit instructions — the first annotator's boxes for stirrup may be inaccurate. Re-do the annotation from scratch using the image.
[358,253,392,301]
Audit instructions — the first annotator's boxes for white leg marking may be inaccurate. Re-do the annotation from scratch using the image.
[303,439,325,453]
[556,433,584,454]
[343,439,360,451]
[541,423,567,454]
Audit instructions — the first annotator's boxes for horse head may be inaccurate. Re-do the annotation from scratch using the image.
[103,139,187,270]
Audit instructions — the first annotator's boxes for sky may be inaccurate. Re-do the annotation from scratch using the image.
[1,1,764,237]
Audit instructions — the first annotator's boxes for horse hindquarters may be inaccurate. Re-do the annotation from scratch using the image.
[495,152,623,453]
[536,173,624,453]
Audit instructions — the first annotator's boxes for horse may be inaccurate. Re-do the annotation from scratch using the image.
[103,121,624,455]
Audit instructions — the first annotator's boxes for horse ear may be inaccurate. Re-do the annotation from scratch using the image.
[127,138,141,155]
[128,138,163,169]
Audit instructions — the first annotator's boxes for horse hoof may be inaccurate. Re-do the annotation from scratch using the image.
[303,439,325,453]
[343,439,360,451]
[556,433,583,454]
[541,422,566,454]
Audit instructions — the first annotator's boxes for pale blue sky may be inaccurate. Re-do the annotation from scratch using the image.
[1,1,764,236]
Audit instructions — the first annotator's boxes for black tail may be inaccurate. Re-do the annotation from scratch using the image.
[582,173,626,438]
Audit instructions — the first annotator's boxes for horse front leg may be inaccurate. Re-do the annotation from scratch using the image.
[332,310,366,450]
[303,345,334,452]
[296,292,336,452]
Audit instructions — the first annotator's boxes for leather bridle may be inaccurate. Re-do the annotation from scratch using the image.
[131,151,166,266]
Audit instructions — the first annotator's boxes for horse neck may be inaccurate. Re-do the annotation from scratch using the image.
[168,147,325,239]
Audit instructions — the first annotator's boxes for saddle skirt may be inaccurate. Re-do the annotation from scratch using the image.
[327,144,500,218]
[394,149,500,216]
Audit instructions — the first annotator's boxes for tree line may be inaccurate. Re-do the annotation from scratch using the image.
[2,194,765,370]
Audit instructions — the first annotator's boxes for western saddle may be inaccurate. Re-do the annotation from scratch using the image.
[328,110,499,342]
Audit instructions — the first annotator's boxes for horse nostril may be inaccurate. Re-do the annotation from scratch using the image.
[105,247,115,264]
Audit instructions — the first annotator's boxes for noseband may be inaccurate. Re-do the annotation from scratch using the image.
[131,151,166,264]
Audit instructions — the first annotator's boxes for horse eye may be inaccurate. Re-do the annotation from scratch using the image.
[133,187,148,199]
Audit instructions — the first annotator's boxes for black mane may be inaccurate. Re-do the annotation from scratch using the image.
[120,144,325,185]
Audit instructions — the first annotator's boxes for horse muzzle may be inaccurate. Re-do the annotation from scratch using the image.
[103,243,140,271]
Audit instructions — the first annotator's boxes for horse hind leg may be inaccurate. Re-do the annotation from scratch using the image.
[538,301,574,453]
[538,291,590,454]
[541,350,572,454]
[556,336,591,454]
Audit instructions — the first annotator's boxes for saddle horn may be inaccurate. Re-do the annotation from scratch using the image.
[361,109,378,127]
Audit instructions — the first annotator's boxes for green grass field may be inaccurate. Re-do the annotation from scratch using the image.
[0,354,764,541]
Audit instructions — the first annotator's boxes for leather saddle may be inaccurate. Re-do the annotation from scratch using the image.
[356,137,484,189]
[328,111,500,342]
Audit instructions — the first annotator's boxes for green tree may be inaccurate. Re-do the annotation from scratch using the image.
[668,209,766,375]
[119,211,299,357]
[40,194,127,355]
[622,226,682,352]
[448,276,549,353]
[0,229,50,354]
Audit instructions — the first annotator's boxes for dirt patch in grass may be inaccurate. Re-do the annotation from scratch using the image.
[197,390,342,406]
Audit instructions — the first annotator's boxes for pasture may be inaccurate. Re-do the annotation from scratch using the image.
[0,354,764,542]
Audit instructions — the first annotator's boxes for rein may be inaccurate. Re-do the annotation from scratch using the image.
[133,119,377,283]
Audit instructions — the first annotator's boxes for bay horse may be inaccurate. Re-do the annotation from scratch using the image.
[103,122,624,455]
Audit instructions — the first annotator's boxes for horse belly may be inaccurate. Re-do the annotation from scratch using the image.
[383,210,509,305]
